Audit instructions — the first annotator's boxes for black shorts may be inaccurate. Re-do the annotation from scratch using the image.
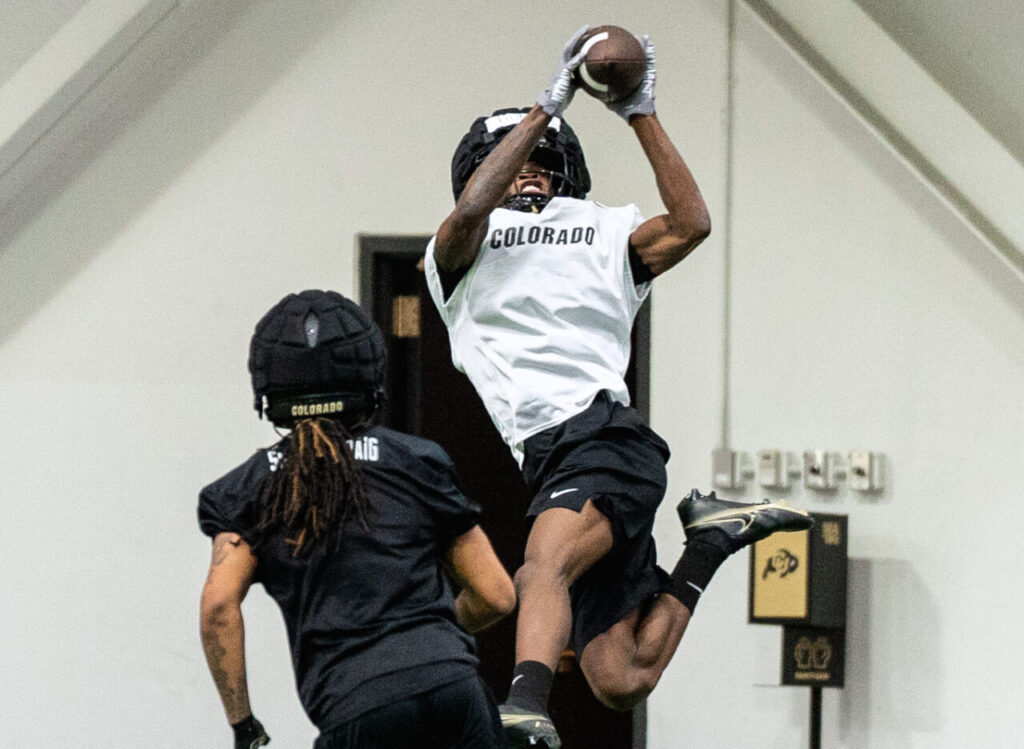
[313,675,505,749]
[521,391,672,654]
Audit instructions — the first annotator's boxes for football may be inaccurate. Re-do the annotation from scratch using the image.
[572,25,646,103]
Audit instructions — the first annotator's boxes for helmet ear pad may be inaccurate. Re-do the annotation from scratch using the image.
[248,290,386,426]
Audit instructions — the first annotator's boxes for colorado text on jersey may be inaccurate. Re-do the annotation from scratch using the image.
[489,224,596,249]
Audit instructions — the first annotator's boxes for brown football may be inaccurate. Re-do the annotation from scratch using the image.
[572,25,645,103]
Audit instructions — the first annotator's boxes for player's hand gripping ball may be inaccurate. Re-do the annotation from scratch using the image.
[572,25,646,103]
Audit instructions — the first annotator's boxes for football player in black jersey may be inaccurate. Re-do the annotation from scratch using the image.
[199,290,515,749]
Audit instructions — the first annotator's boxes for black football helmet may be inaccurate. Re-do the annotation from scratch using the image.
[248,290,386,428]
[450,107,591,212]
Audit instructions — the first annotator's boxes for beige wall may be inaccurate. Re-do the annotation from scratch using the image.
[1,1,1021,746]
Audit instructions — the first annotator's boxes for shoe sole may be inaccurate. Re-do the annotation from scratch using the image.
[502,715,553,728]
[500,714,560,748]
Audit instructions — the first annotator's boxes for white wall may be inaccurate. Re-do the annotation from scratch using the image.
[650,5,1024,749]
[1,1,1021,747]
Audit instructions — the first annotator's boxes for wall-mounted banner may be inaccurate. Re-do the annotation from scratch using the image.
[749,512,848,628]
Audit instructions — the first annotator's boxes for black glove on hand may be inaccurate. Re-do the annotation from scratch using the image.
[232,715,270,749]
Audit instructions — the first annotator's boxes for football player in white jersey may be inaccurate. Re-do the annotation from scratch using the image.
[424,27,812,749]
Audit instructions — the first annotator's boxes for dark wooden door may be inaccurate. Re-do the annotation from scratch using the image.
[360,235,648,749]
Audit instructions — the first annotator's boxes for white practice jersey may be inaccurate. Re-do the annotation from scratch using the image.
[424,196,650,464]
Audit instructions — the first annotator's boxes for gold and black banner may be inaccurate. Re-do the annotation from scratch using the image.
[749,512,848,628]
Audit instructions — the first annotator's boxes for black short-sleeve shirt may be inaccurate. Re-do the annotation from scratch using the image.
[198,425,482,730]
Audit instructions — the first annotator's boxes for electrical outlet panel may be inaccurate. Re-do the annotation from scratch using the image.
[718,447,886,495]
[803,450,845,490]
[848,451,884,492]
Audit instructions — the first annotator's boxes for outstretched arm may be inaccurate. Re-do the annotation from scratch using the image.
[433,26,589,272]
[200,532,270,747]
[445,525,517,633]
[608,36,711,277]
[434,106,553,272]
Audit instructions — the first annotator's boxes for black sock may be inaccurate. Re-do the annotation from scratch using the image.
[506,660,554,713]
[665,534,730,613]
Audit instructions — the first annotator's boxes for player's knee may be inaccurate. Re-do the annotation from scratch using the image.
[590,673,657,712]
[582,647,660,712]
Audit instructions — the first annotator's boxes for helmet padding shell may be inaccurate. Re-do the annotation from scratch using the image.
[450,107,591,206]
[248,290,385,426]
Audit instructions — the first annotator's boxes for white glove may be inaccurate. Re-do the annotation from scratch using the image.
[537,26,590,117]
[608,35,656,122]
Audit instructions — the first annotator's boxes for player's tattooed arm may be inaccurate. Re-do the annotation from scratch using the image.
[200,532,258,724]
[211,532,234,566]
[201,619,251,721]
[434,106,552,271]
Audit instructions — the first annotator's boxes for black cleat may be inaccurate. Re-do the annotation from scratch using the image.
[677,489,813,553]
[499,704,561,748]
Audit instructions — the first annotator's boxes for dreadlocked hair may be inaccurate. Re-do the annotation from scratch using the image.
[254,416,371,557]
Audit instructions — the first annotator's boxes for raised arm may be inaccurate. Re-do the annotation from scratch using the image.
[445,525,517,633]
[629,113,711,275]
[433,26,590,272]
[609,36,711,277]
[434,106,554,271]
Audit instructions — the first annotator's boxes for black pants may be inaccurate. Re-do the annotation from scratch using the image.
[314,675,506,749]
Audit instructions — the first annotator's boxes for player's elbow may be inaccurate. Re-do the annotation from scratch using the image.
[480,573,518,619]
[677,206,711,246]
[694,208,712,242]
[646,217,710,276]
[475,575,518,622]
[456,583,516,633]
[200,585,242,630]
[487,577,518,619]
[667,210,711,263]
